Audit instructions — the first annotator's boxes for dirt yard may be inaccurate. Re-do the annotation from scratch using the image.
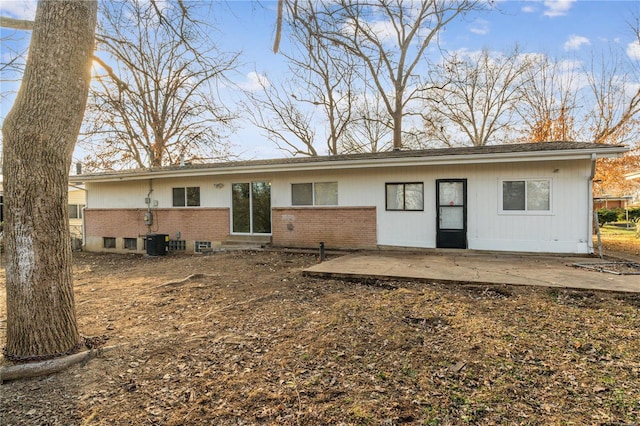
[1,243,639,425]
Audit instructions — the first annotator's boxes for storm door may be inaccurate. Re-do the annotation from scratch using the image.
[231,182,271,234]
[436,179,467,249]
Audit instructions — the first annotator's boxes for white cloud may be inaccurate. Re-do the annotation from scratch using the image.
[543,0,576,17]
[557,59,582,72]
[469,19,489,36]
[238,72,270,92]
[563,35,590,51]
[522,5,537,13]
[369,20,397,43]
[0,0,36,20]
[627,40,640,61]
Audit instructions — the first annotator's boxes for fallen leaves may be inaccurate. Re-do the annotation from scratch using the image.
[0,250,639,425]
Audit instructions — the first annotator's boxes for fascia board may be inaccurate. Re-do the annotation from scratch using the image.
[73,146,628,183]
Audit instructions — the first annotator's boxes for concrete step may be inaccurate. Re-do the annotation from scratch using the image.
[222,235,272,247]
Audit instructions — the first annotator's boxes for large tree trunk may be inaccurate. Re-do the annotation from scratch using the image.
[2,1,97,360]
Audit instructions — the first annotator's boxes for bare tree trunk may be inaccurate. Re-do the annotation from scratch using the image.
[392,97,403,150]
[2,1,97,360]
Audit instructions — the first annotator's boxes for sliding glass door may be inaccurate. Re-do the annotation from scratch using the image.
[232,182,271,234]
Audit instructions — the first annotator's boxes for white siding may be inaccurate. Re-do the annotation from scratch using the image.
[87,180,149,209]
[85,158,593,254]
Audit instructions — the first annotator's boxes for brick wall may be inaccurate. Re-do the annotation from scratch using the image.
[84,208,229,252]
[272,207,377,249]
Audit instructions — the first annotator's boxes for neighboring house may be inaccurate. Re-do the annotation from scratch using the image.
[626,170,640,206]
[626,170,640,181]
[71,142,627,255]
[593,196,633,210]
[0,178,86,244]
[68,185,86,247]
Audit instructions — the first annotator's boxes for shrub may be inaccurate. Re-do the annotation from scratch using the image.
[626,207,640,222]
[596,209,620,226]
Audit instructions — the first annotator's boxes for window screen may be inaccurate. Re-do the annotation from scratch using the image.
[292,182,337,206]
[187,187,200,206]
[386,183,424,211]
[292,183,313,205]
[314,182,338,205]
[173,187,200,207]
[502,180,550,212]
[68,204,84,219]
[172,188,186,207]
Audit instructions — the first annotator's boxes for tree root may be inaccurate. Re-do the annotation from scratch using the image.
[0,344,120,384]
[151,273,218,290]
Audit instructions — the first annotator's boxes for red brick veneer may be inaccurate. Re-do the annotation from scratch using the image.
[84,208,230,242]
[271,207,377,249]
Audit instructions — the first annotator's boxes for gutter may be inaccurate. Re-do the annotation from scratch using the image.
[589,153,602,258]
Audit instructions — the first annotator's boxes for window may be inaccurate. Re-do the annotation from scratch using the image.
[124,238,137,250]
[501,179,551,212]
[68,204,85,219]
[103,237,116,249]
[386,183,424,211]
[291,182,338,206]
[172,187,200,207]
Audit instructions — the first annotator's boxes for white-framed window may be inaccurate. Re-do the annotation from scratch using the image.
[291,182,338,206]
[500,179,551,213]
[68,204,85,219]
[386,182,424,211]
[172,187,200,207]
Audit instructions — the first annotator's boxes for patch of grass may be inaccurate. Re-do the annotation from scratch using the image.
[594,224,639,255]
[599,224,637,236]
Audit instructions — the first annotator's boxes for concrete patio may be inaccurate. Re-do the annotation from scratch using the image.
[303,250,640,293]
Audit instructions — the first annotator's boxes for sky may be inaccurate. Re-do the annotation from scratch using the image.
[1,0,639,163]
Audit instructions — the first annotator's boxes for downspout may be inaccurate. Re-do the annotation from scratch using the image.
[146,179,154,232]
[82,194,87,251]
[589,153,603,258]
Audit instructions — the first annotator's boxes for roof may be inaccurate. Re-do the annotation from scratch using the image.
[71,141,628,183]
[593,196,633,201]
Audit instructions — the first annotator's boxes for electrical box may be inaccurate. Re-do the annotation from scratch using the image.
[144,211,153,225]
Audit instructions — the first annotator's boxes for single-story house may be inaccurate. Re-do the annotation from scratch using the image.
[71,141,627,255]
[593,195,633,210]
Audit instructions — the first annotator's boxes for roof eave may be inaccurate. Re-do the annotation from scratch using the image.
[72,146,628,183]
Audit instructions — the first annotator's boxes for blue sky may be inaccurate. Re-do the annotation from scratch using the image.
[1,0,639,161]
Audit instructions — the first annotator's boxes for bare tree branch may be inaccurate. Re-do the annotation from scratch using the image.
[300,0,483,149]
[273,0,284,53]
[515,54,579,142]
[80,1,238,171]
[424,46,532,147]
[0,16,34,31]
